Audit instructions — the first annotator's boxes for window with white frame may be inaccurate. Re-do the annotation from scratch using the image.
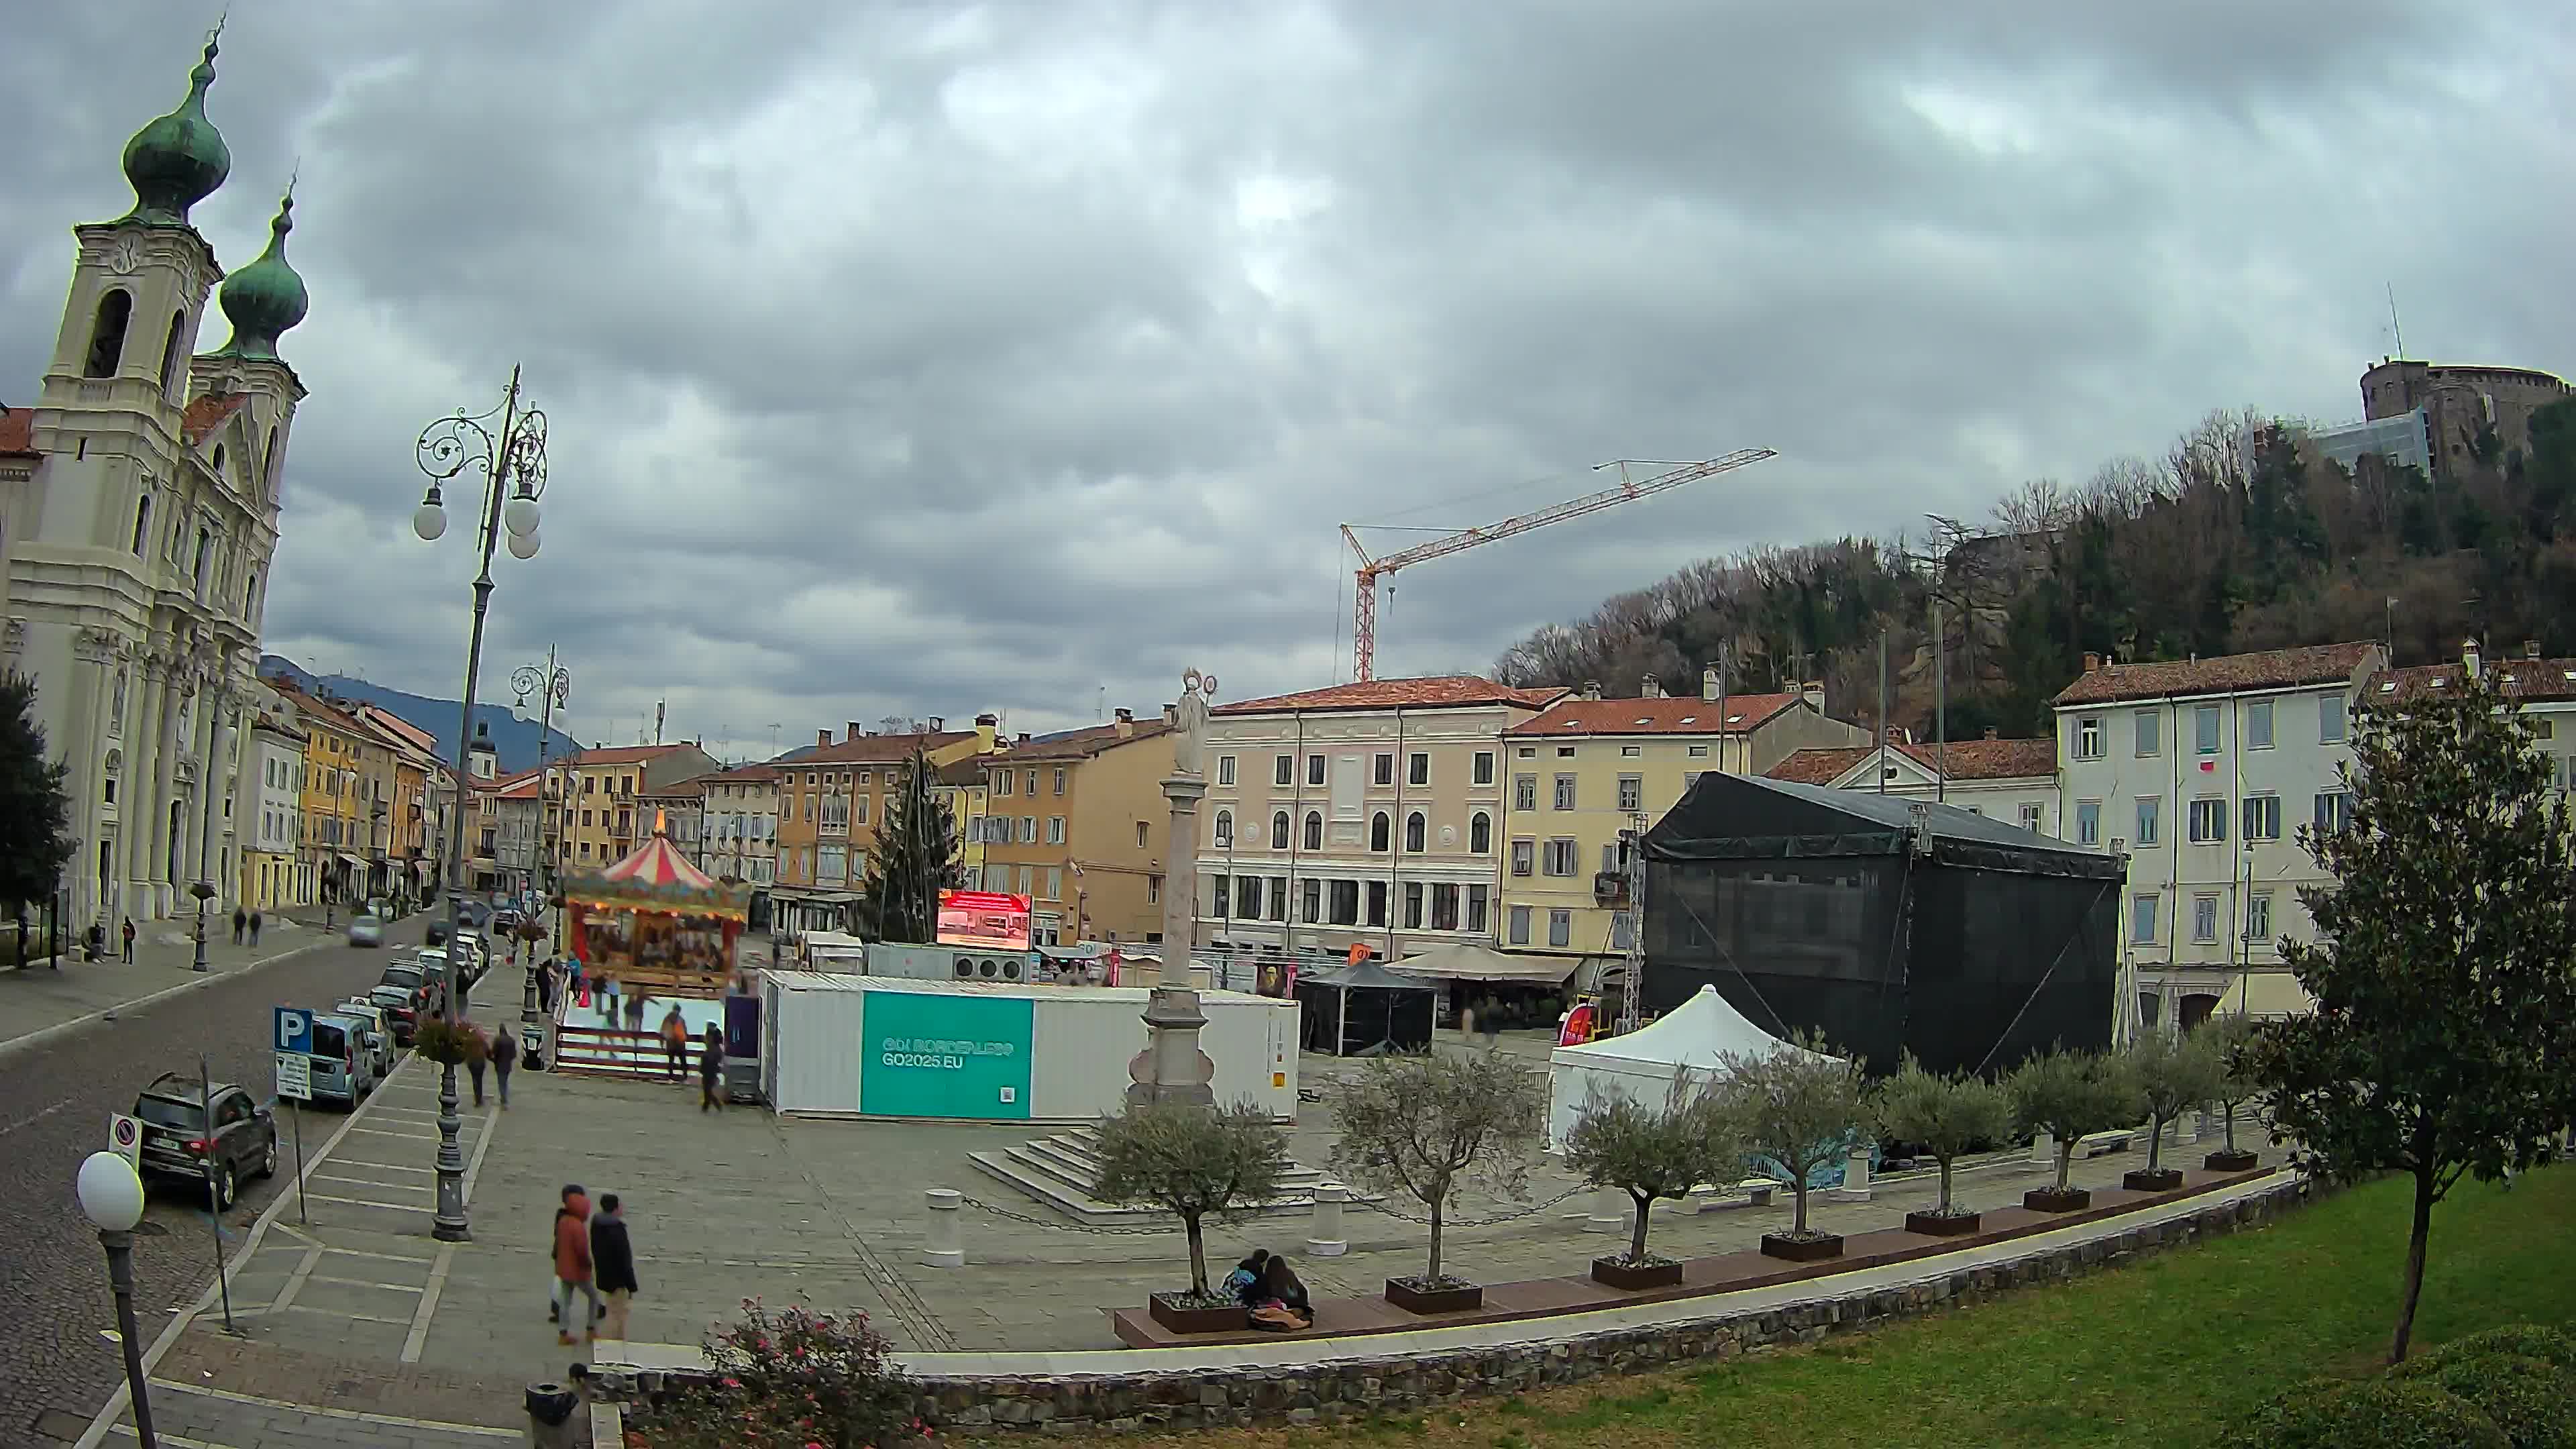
[1469,811,1491,853]
[2188,798,2227,843]
[1472,751,1494,785]
[817,845,846,885]
[1303,811,1322,850]
[1403,881,1424,928]
[1217,755,1236,786]
[1373,753,1393,786]
[1271,810,1289,849]
[2320,694,2347,744]
[2245,891,2273,945]
[1274,754,1293,786]
[1045,867,1061,900]
[1214,810,1232,848]
[2134,796,2160,846]
[2241,794,2282,842]
[2076,716,2104,760]
[2131,892,2158,944]
[1301,878,1320,922]
[1053,768,1067,795]
[1617,775,1642,812]
[1306,754,1325,786]
[2192,894,2219,943]
[1019,816,1037,843]
[1554,774,1577,810]
[1548,909,1572,947]
[1047,816,1065,845]
[2246,700,2275,749]
[1370,812,1391,852]
[1408,752,1429,786]
[1688,743,1709,759]
[2313,790,2351,834]
[2019,802,2043,832]
[2134,710,2160,757]
[2076,800,2100,846]
[2195,705,2221,755]
[1543,838,1578,875]
[1514,774,1537,810]
[1405,812,1426,851]
[1511,839,1534,876]
[1466,883,1487,934]
[1508,905,1532,945]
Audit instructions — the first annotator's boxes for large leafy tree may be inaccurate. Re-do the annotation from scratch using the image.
[855,749,960,944]
[0,672,75,937]
[2247,666,2576,1364]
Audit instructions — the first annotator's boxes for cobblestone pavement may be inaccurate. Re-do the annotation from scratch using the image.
[0,916,457,1445]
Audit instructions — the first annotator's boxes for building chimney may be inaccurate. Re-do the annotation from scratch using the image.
[1163,702,1179,727]
[2463,638,2481,680]
[1801,682,1825,711]
[2082,651,2100,672]
[928,716,945,731]
[816,729,831,749]
[1580,680,1603,701]
[1984,727,1998,740]
[1016,732,1031,745]
[847,721,864,741]
[1641,676,1664,698]
[1114,707,1134,738]
[2525,640,2542,660]
[1701,665,1719,703]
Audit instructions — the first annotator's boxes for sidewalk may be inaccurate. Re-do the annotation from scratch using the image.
[0,915,337,1057]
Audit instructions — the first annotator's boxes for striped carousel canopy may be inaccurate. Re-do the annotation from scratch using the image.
[562,810,749,921]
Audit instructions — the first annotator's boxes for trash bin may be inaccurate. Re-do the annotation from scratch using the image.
[524,1381,579,1448]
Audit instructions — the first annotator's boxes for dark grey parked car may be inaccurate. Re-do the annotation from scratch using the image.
[133,1073,278,1209]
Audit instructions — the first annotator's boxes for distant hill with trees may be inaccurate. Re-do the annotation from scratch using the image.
[258,656,581,775]
[1493,398,2576,740]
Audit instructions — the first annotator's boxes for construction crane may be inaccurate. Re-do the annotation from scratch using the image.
[1340,449,1777,681]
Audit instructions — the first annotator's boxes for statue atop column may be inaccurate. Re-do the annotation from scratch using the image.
[1171,667,1217,778]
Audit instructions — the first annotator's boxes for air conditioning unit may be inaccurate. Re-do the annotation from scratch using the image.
[867,942,1038,984]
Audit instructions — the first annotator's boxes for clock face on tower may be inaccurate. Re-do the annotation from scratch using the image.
[107,235,143,276]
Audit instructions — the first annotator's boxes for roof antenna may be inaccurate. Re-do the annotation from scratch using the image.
[2386,282,2404,360]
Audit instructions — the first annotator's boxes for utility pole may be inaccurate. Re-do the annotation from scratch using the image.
[653,698,665,747]
[1876,629,1889,794]
[1933,599,1947,804]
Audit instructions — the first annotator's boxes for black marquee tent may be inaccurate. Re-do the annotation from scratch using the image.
[1640,772,2123,1077]
[1294,960,1440,1057]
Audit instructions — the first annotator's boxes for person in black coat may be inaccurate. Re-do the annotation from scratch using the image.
[591,1193,640,1341]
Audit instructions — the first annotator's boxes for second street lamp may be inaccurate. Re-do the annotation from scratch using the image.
[411,364,549,1243]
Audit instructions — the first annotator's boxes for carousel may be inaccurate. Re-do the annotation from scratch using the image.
[559,812,751,996]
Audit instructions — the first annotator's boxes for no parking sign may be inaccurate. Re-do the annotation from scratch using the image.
[107,1112,141,1169]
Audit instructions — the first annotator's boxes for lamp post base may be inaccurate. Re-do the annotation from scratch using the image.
[431,1063,473,1241]
[1125,987,1216,1109]
[99,1228,158,1448]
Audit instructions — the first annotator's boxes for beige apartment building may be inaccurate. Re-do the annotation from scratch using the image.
[771,719,997,934]
[1194,676,1564,965]
[976,710,1175,945]
[549,743,718,875]
[1498,675,1868,971]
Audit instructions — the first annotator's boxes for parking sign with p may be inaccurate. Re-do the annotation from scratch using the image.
[274,1006,312,1055]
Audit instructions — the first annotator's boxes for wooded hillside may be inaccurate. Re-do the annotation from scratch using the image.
[1492,399,2576,739]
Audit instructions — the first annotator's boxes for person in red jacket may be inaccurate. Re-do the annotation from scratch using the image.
[551,1185,600,1345]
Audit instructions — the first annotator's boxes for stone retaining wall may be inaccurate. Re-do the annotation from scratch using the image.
[598,1178,2306,1437]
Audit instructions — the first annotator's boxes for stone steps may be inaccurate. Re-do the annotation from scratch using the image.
[967,1129,1354,1226]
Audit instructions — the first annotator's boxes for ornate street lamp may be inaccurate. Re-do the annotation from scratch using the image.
[411,365,549,1243]
[189,879,217,973]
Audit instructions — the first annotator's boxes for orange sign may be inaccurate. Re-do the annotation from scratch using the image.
[1347,943,1369,967]
[1558,1002,1598,1046]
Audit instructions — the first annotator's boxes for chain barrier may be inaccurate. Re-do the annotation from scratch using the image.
[1347,1184,1587,1228]
[953,1195,1177,1237]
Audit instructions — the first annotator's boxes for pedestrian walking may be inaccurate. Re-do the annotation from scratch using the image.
[467,1030,489,1108]
[231,907,246,945]
[624,990,647,1034]
[490,1024,516,1108]
[591,1193,639,1342]
[660,1005,688,1081]
[248,910,262,946]
[551,1185,602,1344]
[596,972,618,1025]
[698,1023,727,1112]
[119,917,135,963]
[537,957,557,1015]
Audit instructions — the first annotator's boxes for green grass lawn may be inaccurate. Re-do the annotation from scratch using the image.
[1158,1165,2576,1449]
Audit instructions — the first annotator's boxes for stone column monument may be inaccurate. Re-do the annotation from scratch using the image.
[1128,668,1218,1108]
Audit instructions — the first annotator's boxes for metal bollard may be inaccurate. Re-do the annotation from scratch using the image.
[1830,1144,1873,1201]
[1583,1186,1627,1234]
[1305,1181,1349,1257]
[524,1382,578,1449]
[920,1187,964,1269]
[2031,1130,2057,1169]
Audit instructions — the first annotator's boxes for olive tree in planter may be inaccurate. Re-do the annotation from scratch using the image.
[2124,1030,2224,1191]
[1870,1055,2011,1236]
[1562,1071,1743,1289]
[1719,1032,1868,1263]
[1091,1099,1289,1334]
[2007,1046,2141,1212]
[2198,1014,2263,1172]
[1330,1049,1545,1313]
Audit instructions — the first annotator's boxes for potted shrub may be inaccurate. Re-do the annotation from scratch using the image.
[2007,1046,2141,1212]
[2198,1014,2263,1172]
[649,1297,914,1449]
[1871,1054,2011,1236]
[1330,1049,1544,1313]
[1719,1032,1868,1262]
[1091,1099,1289,1334]
[2124,1030,2223,1192]
[1563,1071,1743,1289]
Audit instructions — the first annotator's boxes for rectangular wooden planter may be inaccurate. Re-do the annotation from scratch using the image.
[2123,1167,2185,1193]
[1591,1255,1684,1290]
[2204,1148,2260,1172]
[1147,1293,1247,1334]
[1385,1278,1484,1314]
[1904,1210,1981,1237]
[1759,1232,1844,1263]
[2024,1186,2092,1213]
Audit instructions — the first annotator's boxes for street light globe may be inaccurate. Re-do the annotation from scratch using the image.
[504,494,541,537]
[77,1151,144,1232]
[506,529,541,561]
[412,500,447,542]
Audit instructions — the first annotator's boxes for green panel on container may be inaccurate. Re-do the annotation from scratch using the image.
[860,990,1034,1120]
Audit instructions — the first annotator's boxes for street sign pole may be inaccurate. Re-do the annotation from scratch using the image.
[290,1100,307,1225]
[199,1055,236,1336]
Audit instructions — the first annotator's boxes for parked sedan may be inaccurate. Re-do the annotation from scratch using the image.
[366,984,420,1045]
[133,1074,277,1208]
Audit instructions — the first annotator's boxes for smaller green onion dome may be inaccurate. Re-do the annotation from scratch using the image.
[209,189,309,363]
[119,32,231,227]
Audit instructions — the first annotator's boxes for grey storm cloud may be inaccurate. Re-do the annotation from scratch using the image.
[4,1,2572,757]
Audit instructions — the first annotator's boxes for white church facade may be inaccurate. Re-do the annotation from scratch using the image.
[0,28,310,928]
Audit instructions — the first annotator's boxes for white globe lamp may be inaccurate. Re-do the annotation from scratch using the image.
[77,1150,144,1232]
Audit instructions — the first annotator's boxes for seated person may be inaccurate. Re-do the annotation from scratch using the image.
[1220,1248,1270,1304]
[1249,1254,1313,1331]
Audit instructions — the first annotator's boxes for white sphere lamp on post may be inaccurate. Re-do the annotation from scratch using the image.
[77,1150,158,1448]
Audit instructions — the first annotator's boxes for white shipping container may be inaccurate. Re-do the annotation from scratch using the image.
[758,971,1299,1122]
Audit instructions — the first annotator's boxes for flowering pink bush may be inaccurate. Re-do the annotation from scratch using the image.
[649,1299,918,1449]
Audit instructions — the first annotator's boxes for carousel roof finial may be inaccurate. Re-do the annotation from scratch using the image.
[654,807,667,836]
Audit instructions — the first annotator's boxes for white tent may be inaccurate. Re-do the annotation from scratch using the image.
[1545,985,1841,1148]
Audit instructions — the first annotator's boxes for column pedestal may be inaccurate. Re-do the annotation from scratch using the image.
[1126,771,1215,1108]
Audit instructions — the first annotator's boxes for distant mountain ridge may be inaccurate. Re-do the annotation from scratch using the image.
[259,655,582,776]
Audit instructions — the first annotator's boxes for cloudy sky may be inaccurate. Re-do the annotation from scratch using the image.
[6,2,2571,757]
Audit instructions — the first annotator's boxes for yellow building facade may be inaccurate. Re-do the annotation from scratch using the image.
[934,758,991,890]
[772,720,996,935]
[265,681,372,906]
[977,711,1173,945]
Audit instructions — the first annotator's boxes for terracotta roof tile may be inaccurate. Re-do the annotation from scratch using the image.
[2381,657,2576,704]
[704,764,780,784]
[0,407,34,456]
[795,731,975,765]
[1215,676,1565,716]
[181,393,250,446]
[993,719,1173,761]
[1506,694,1801,737]
[564,744,690,767]
[2051,642,2380,707]
[1766,736,2057,786]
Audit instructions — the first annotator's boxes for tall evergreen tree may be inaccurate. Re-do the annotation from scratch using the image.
[855,749,961,943]
[2246,666,2576,1364]
[0,672,75,944]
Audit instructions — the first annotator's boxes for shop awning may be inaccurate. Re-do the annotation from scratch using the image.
[1387,942,1581,985]
[337,853,366,869]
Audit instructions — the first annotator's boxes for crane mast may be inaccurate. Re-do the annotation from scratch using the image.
[1342,448,1777,681]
